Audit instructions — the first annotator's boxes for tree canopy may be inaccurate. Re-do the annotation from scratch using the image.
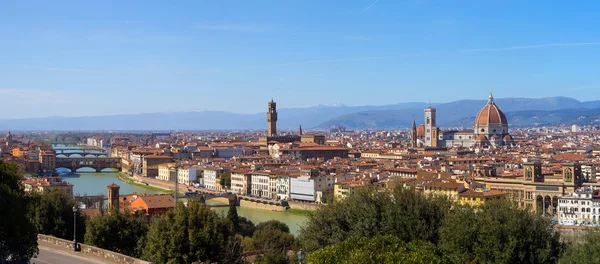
[438,201,564,264]
[27,189,85,241]
[219,171,231,189]
[309,235,441,264]
[559,230,600,264]
[84,209,148,258]
[298,185,450,252]
[0,161,38,261]
[142,201,240,264]
[299,186,566,264]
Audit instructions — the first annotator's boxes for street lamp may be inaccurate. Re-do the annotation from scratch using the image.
[72,205,78,251]
[297,248,305,264]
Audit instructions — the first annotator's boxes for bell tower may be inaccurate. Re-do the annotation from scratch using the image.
[410,120,417,147]
[424,107,437,147]
[267,99,278,137]
[107,183,120,211]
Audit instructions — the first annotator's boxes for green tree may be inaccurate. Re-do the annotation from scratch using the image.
[237,216,256,237]
[252,220,294,264]
[309,235,441,264]
[299,186,450,252]
[255,220,290,233]
[438,200,564,264]
[142,201,240,263]
[227,203,239,232]
[84,209,148,257]
[560,230,600,264]
[219,171,231,189]
[0,161,38,261]
[27,189,86,241]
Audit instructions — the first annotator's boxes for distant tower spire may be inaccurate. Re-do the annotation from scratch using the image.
[488,91,494,104]
[411,119,417,147]
[298,124,303,136]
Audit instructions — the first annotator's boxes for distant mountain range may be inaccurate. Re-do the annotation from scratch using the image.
[1,97,600,130]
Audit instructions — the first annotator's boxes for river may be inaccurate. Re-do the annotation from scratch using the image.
[54,145,308,236]
[58,169,161,196]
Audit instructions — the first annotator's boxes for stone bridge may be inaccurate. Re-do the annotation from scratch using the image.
[56,152,108,158]
[187,191,237,206]
[56,157,122,172]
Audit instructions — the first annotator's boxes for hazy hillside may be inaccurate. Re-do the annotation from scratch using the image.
[449,108,600,128]
[1,97,599,130]
[318,97,600,129]
[0,102,431,131]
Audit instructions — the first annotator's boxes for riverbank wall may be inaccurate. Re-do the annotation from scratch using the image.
[127,174,187,194]
[557,226,595,244]
[288,201,319,211]
[38,234,151,264]
[240,200,287,212]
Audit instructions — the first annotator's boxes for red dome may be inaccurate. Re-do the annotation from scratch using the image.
[475,92,508,126]
[416,125,425,136]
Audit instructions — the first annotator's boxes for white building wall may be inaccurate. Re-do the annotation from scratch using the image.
[558,190,596,225]
[251,173,270,198]
[204,169,221,191]
[290,176,316,202]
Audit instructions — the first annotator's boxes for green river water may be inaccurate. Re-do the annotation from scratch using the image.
[58,168,308,236]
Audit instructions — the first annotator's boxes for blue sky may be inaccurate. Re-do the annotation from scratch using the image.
[1,0,600,118]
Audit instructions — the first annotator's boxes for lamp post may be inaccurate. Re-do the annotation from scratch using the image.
[297,248,305,264]
[72,205,78,251]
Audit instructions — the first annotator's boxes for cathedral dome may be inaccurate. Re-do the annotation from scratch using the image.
[416,125,425,136]
[475,92,508,127]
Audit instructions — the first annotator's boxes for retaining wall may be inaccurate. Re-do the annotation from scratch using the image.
[288,201,319,211]
[240,199,286,212]
[38,234,151,264]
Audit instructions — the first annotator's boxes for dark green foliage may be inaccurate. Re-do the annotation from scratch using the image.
[0,161,38,260]
[142,201,240,264]
[254,249,291,264]
[438,200,565,264]
[298,186,450,252]
[237,216,255,237]
[560,230,600,264]
[84,209,148,257]
[27,189,86,241]
[255,220,290,233]
[227,203,239,232]
[219,171,231,189]
[251,220,294,264]
[309,235,441,264]
[252,224,294,251]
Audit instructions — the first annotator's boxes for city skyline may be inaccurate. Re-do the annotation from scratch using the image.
[2,0,600,118]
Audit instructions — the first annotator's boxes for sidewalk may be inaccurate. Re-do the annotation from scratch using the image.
[35,241,112,264]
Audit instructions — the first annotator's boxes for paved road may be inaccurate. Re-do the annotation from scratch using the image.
[30,246,107,264]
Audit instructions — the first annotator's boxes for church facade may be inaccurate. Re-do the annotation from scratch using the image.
[411,92,514,148]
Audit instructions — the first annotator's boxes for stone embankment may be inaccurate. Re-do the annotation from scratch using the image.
[239,199,287,211]
[288,201,319,211]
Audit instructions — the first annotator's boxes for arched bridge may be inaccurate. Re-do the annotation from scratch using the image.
[56,152,108,158]
[56,157,122,172]
[186,192,237,206]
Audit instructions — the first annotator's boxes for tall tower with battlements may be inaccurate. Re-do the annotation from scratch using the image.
[267,99,278,136]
